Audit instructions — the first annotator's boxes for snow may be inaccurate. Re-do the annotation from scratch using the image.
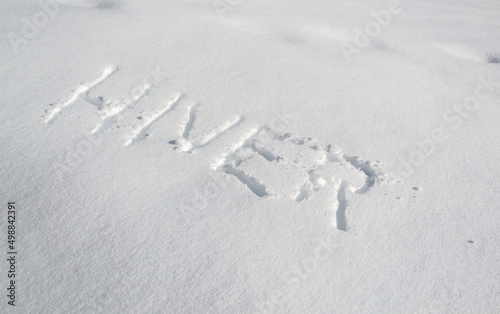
[1,0,500,312]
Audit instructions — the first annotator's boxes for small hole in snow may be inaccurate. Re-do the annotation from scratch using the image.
[487,55,500,64]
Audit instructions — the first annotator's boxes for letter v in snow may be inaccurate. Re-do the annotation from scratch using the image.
[168,102,245,152]
[123,95,244,148]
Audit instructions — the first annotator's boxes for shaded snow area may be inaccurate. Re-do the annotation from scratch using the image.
[1,0,500,312]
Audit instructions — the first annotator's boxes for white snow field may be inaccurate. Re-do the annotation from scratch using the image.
[1,0,500,312]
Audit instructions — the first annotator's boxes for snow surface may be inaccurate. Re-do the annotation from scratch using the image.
[1,0,500,312]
